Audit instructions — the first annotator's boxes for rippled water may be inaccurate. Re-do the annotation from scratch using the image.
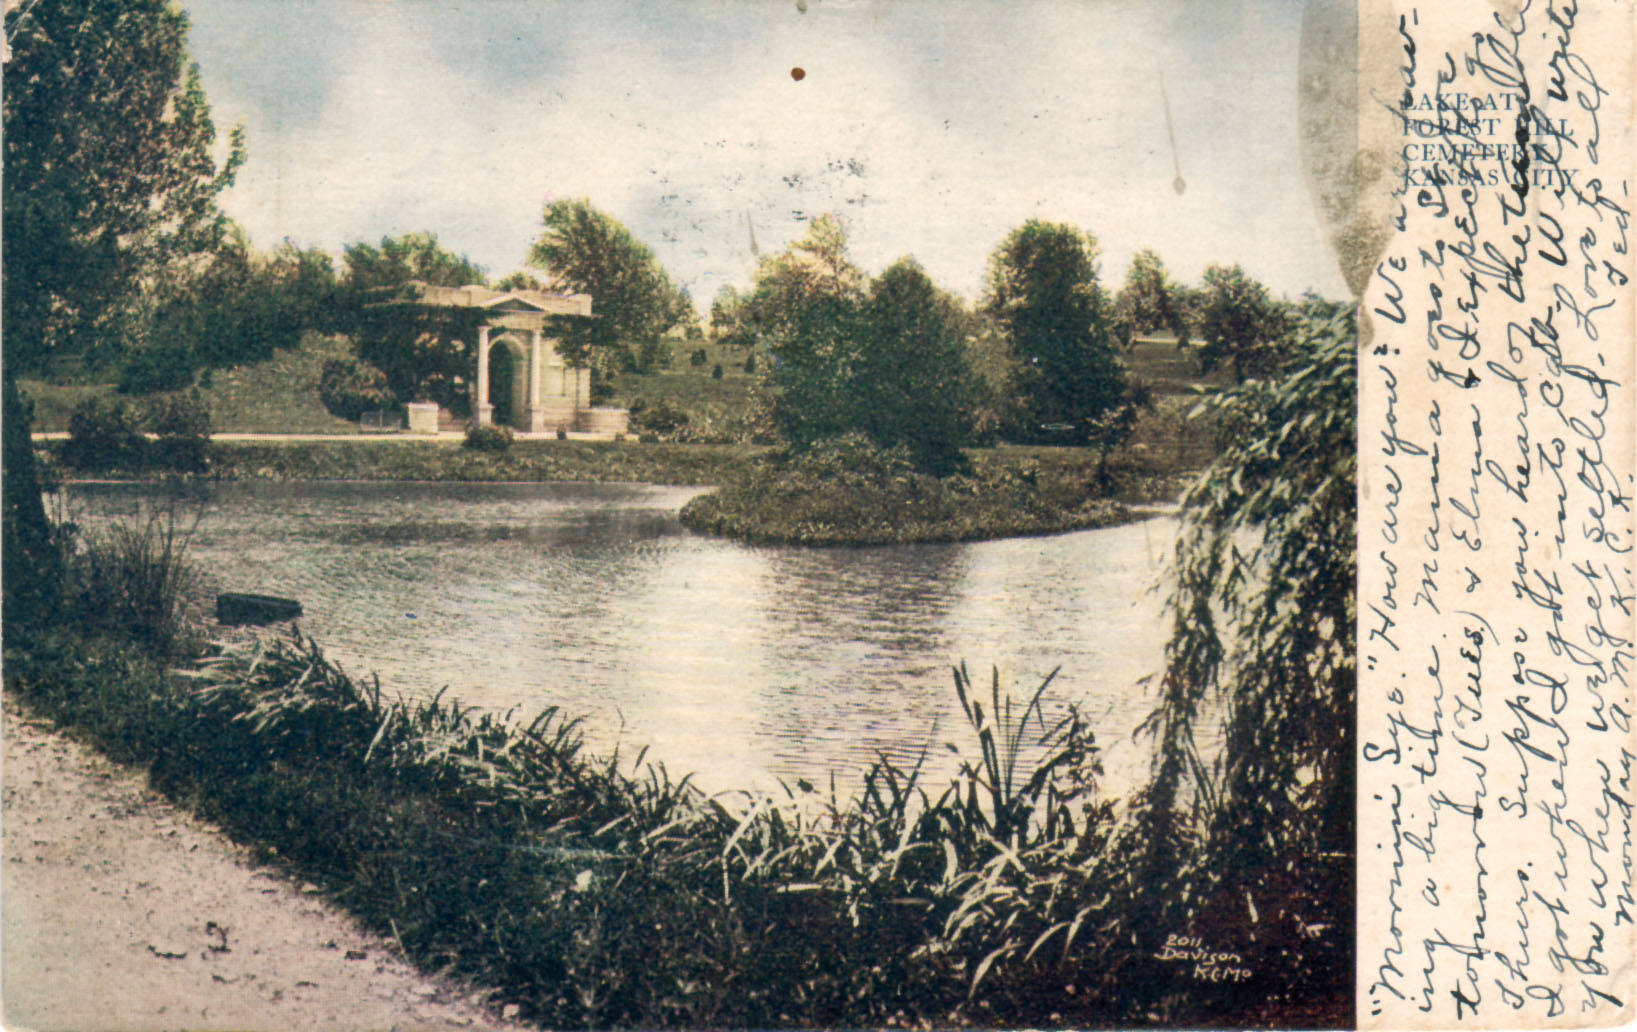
[65,481,1182,798]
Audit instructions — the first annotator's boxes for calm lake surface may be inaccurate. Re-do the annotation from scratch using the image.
[66,481,1187,798]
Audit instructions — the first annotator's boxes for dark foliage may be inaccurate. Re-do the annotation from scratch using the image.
[3,0,240,635]
[119,342,198,394]
[63,397,150,471]
[318,357,397,422]
[1194,264,1295,382]
[335,232,486,409]
[983,220,1133,448]
[146,391,213,472]
[741,221,978,473]
[462,424,514,453]
[1131,306,1357,1018]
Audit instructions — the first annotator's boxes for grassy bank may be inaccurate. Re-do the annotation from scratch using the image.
[13,623,1157,1028]
[680,436,1188,546]
[43,437,767,487]
[21,332,363,435]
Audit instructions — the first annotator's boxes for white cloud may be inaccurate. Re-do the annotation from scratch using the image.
[197,0,1350,309]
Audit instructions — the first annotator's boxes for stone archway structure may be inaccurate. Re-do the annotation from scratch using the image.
[386,282,627,435]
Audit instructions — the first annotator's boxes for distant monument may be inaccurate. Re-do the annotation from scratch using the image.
[380,282,628,436]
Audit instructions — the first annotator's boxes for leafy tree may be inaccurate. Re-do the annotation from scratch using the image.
[4,0,243,628]
[1128,306,1357,1012]
[741,216,868,450]
[1116,248,1191,342]
[855,258,977,474]
[675,287,704,342]
[125,227,338,390]
[342,230,484,292]
[493,270,549,293]
[526,199,686,372]
[982,220,1131,446]
[738,220,976,473]
[710,284,745,339]
[339,231,486,409]
[1194,263,1293,381]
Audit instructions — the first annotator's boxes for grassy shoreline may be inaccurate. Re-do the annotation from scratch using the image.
[679,438,1189,546]
[41,435,1197,545]
[7,621,1164,1028]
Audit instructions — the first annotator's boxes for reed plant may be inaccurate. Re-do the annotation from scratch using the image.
[66,504,202,658]
[10,598,1146,1027]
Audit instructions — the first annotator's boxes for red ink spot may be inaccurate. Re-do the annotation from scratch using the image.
[790,67,806,81]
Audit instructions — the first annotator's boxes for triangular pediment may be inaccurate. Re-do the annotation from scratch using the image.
[485,293,546,312]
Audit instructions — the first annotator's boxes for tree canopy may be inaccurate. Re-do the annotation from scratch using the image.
[526,198,686,371]
[123,229,338,392]
[336,232,486,409]
[3,0,246,371]
[342,231,485,292]
[4,0,244,628]
[734,218,976,472]
[1194,263,1293,381]
[982,220,1131,445]
[741,216,868,449]
[1116,248,1191,342]
[854,258,977,473]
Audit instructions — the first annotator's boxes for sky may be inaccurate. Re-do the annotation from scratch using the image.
[183,0,1350,313]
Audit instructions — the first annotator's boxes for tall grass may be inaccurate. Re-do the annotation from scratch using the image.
[66,505,201,657]
[6,495,1319,1027]
[10,583,1151,1028]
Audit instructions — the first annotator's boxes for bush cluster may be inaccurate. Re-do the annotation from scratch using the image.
[60,392,212,472]
[627,397,691,440]
[118,342,198,394]
[680,432,1135,546]
[317,356,396,421]
[462,423,513,453]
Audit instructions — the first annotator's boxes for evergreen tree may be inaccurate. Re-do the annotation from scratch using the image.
[982,220,1130,444]
[856,258,976,474]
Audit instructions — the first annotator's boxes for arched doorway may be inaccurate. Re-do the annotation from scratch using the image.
[486,335,528,428]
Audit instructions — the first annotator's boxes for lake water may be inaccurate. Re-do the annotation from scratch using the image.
[64,481,1186,799]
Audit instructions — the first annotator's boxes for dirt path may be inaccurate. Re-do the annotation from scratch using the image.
[2,702,533,1032]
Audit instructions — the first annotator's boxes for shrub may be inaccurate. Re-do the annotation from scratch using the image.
[711,362,724,380]
[463,423,514,452]
[629,398,690,439]
[688,346,708,367]
[743,352,756,374]
[62,397,148,470]
[118,342,198,394]
[67,506,201,657]
[318,356,396,421]
[147,390,212,472]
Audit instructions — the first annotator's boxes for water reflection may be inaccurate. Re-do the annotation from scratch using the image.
[64,481,1175,797]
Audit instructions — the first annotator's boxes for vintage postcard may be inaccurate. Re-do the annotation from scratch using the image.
[1,0,1631,1029]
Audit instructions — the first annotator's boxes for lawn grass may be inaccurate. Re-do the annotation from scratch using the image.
[191,332,361,433]
[21,332,364,435]
[195,437,764,485]
[606,336,771,444]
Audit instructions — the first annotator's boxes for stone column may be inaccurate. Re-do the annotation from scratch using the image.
[527,329,543,409]
[474,325,493,426]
